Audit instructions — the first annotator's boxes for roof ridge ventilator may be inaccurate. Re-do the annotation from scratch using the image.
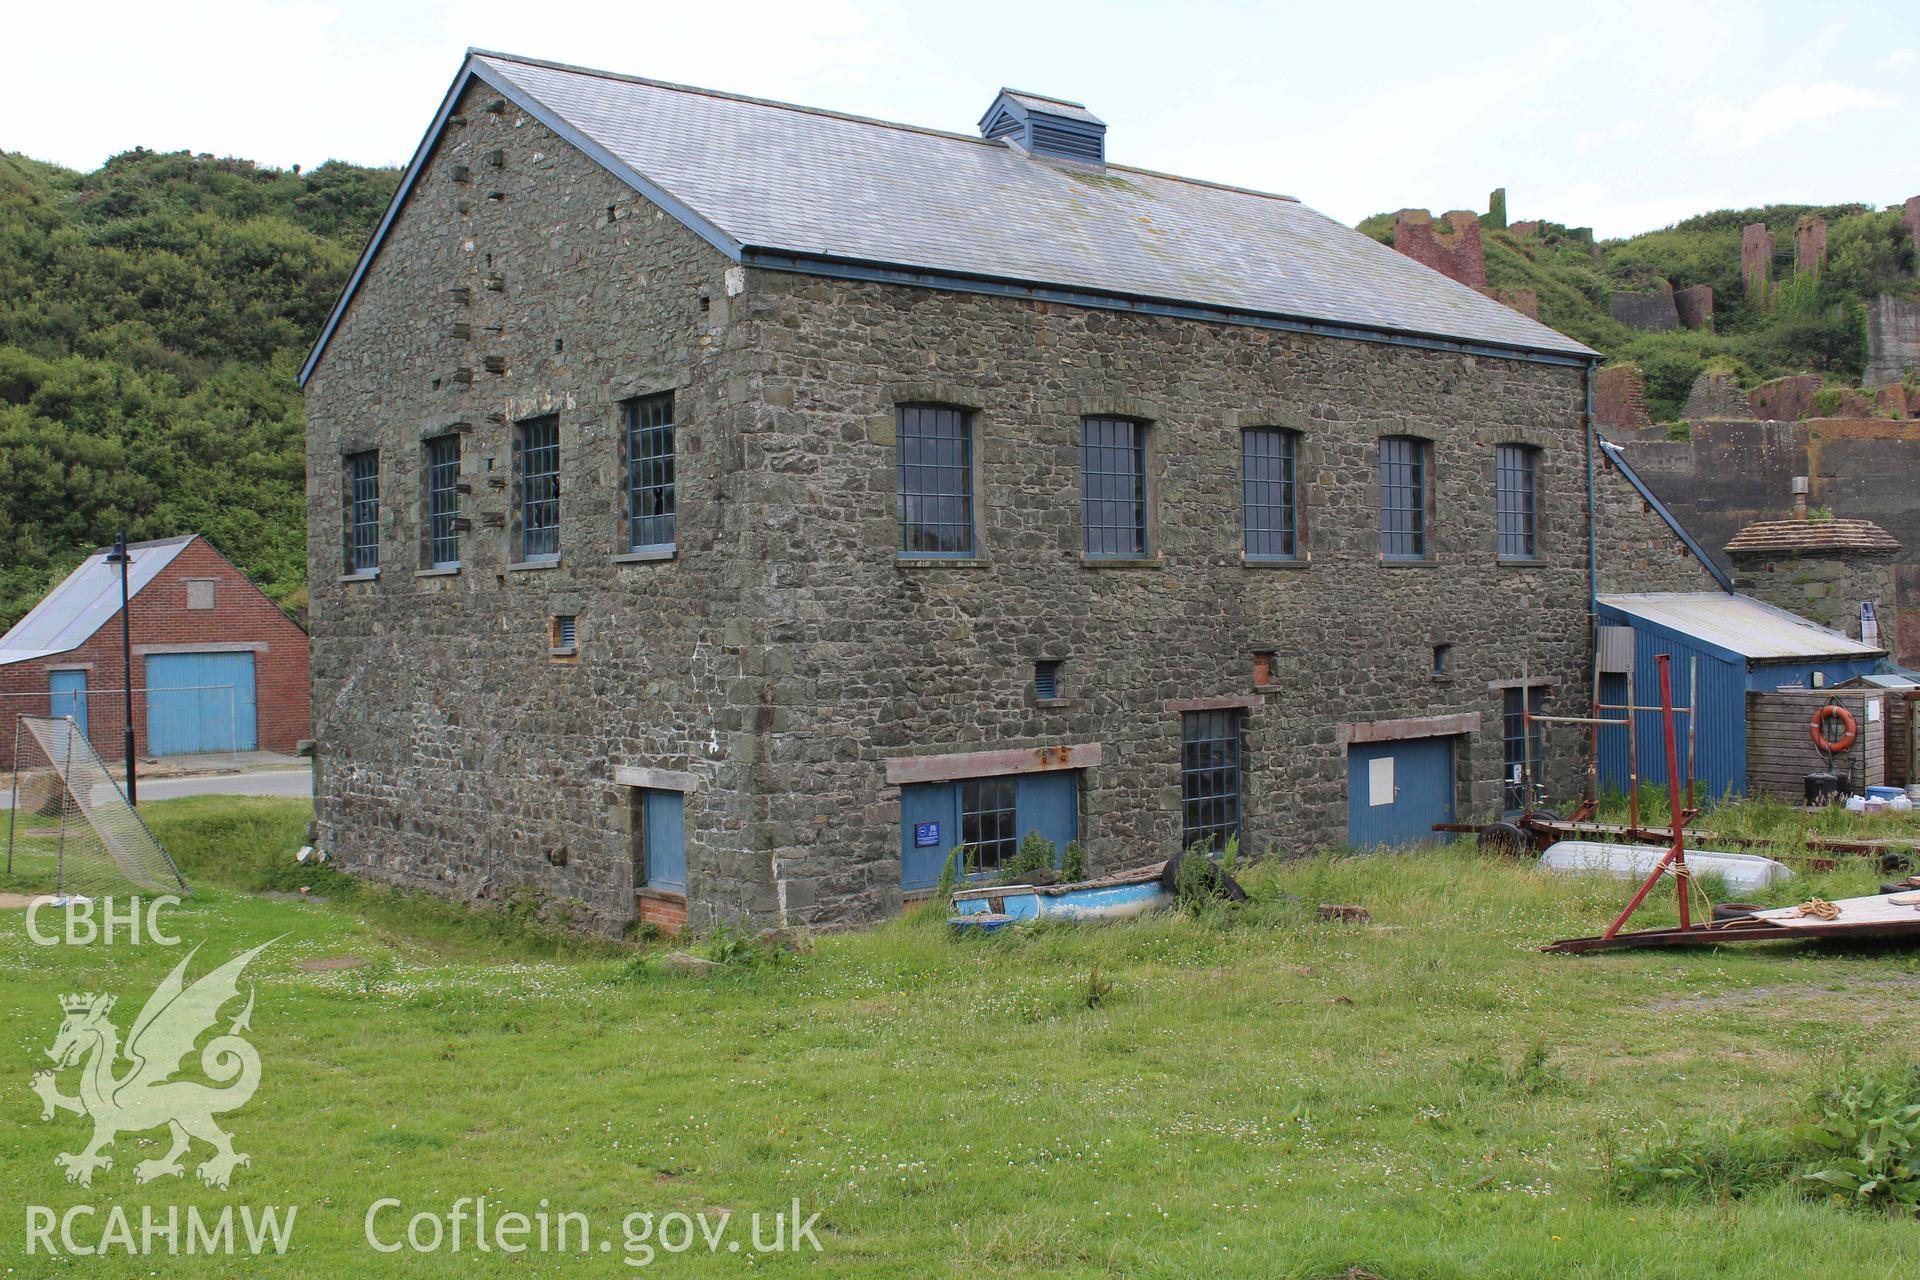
[978,88,1106,164]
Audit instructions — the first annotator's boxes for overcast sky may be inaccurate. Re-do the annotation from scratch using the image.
[6,0,1915,238]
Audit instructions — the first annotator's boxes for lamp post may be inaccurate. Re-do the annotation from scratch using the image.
[105,532,136,806]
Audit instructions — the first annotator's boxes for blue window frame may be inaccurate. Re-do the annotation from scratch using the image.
[1496,444,1538,561]
[1242,427,1299,559]
[1082,416,1146,556]
[625,392,676,552]
[1379,435,1429,560]
[960,777,1019,874]
[1502,686,1547,813]
[1181,709,1242,851]
[515,416,560,561]
[423,434,461,568]
[344,449,380,573]
[897,404,974,556]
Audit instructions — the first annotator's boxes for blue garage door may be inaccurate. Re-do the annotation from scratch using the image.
[902,770,1079,890]
[49,670,88,738]
[144,652,257,755]
[1347,736,1456,848]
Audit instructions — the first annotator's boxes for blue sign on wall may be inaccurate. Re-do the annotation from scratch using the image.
[914,821,941,848]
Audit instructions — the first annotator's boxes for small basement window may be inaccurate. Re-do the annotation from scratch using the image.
[549,614,578,660]
[1034,660,1063,700]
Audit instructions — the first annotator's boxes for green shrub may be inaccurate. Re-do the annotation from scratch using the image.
[1060,840,1087,881]
[1001,832,1058,882]
[1796,1064,1920,1215]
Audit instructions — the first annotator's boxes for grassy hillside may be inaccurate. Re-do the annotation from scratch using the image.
[0,149,396,631]
[1361,203,1919,421]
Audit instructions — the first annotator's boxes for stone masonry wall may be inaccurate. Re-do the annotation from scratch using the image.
[734,269,1616,923]
[306,95,1715,933]
[1728,551,1897,649]
[1611,418,1920,667]
[1864,294,1920,386]
[303,83,771,935]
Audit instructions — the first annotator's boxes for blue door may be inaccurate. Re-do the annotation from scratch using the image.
[641,790,686,891]
[144,652,257,754]
[49,671,88,738]
[1347,737,1456,848]
[901,770,1080,890]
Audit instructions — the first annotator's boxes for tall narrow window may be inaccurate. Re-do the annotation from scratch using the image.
[1242,427,1299,559]
[1379,435,1429,560]
[625,392,676,552]
[344,449,380,574]
[1496,444,1539,561]
[515,416,560,561]
[960,777,1019,874]
[1502,686,1547,813]
[896,404,974,556]
[423,434,461,568]
[1082,416,1146,556]
[1180,709,1243,851]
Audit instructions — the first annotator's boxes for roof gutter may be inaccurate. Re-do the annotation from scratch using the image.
[741,248,1599,369]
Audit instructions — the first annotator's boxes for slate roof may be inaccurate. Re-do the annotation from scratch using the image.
[1725,518,1901,557]
[0,536,195,667]
[991,89,1105,125]
[302,51,1597,383]
[1598,592,1884,662]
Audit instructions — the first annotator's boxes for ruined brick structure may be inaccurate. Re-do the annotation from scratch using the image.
[1593,366,1651,432]
[1673,285,1713,331]
[1610,284,1679,332]
[300,53,1720,934]
[1390,209,1487,288]
[1795,215,1827,279]
[1743,223,1773,302]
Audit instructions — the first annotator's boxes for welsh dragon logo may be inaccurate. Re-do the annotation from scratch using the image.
[30,941,272,1189]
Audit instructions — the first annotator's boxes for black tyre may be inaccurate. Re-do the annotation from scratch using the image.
[1712,903,1765,922]
[1478,821,1531,856]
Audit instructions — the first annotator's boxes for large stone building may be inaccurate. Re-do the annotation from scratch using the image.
[301,51,1714,933]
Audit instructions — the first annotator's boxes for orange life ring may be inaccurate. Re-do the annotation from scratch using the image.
[1809,704,1857,754]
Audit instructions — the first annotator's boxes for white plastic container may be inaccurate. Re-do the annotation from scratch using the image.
[1892,795,1914,813]
[1846,794,1868,813]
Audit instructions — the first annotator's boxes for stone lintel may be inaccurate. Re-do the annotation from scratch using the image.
[883,743,1102,786]
[615,765,700,792]
[1338,711,1480,746]
[1162,695,1263,714]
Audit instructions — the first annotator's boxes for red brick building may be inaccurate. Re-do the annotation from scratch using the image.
[0,536,310,770]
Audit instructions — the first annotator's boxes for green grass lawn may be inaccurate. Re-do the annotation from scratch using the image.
[4,797,1919,1277]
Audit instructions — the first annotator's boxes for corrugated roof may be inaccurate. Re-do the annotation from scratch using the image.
[0,536,195,667]
[1726,518,1900,556]
[1598,591,1884,662]
[471,53,1593,359]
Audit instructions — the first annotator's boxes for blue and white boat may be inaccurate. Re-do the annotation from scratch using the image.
[949,862,1172,931]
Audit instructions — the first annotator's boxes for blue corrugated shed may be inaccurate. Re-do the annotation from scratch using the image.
[1596,593,1884,799]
